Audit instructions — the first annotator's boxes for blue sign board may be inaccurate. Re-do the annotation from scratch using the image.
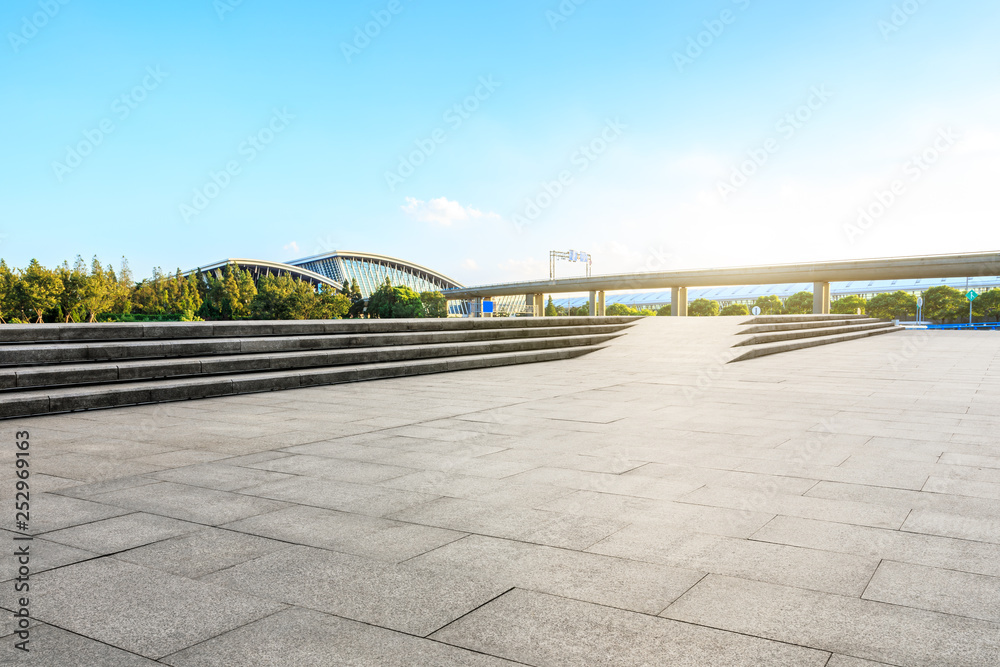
[482,301,495,314]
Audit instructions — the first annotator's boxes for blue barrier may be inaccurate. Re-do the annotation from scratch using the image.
[924,322,1000,331]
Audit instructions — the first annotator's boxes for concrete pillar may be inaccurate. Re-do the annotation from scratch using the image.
[813,282,830,315]
[671,287,688,316]
[588,291,597,316]
[528,294,544,317]
[597,291,606,316]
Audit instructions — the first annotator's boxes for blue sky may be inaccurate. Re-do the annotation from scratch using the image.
[1,0,997,283]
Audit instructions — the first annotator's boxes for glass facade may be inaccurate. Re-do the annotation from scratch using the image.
[288,253,465,311]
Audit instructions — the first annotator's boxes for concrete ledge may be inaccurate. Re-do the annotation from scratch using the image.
[739,318,887,335]
[739,314,869,325]
[734,321,896,347]
[729,326,903,363]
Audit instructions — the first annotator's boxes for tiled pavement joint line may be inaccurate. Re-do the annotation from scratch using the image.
[421,586,517,638]
[514,584,838,660]
[655,572,710,616]
[10,616,173,664]
[859,558,884,599]
[395,533,475,565]
[156,605,291,663]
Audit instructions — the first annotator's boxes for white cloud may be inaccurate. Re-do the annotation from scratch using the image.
[401,197,500,226]
[462,258,479,270]
[283,241,299,253]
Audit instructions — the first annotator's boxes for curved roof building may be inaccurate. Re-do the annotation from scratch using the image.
[287,251,463,297]
[192,252,464,299]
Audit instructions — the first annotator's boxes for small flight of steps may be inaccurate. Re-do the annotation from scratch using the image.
[0,317,637,419]
[729,314,903,362]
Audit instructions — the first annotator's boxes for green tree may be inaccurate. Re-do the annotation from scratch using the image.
[0,260,22,323]
[656,304,671,316]
[112,257,134,314]
[922,285,967,322]
[689,298,720,317]
[316,285,351,319]
[720,303,750,316]
[18,259,64,323]
[867,291,917,320]
[78,257,118,322]
[544,295,557,317]
[831,295,868,315]
[366,278,425,318]
[341,279,365,318]
[974,289,1000,322]
[783,291,813,315]
[56,257,88,322]
[753,295,783,315]
[421,291,449,318]
[605,303,631,316]
[251,273,297,319]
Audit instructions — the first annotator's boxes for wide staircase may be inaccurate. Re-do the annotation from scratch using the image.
[0,317,636,419]
[729,314,903,362]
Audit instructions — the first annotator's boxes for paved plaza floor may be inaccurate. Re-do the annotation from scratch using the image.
[2,317,1000,665]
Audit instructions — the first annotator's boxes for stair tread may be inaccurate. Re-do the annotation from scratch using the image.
[734,321,896,346]
[0,324,634,365]
[730,326,904,362]
[0,333,621,392]
[0,345,607,418]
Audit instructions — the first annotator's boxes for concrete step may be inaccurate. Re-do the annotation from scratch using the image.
[729,325,904,363]
[0,345,605,419]
[0,316,639,344]
[0,333,621,390]
[740,314,869,325]
[0,323,633,366]
[733,321,896,347]
[739,318,887,335]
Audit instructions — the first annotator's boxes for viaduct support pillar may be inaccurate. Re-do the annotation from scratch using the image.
[588,291,597,316]
[597,291,606,316]
[528,294,544,317]
[671,287,688,316]
[813,282,831,315]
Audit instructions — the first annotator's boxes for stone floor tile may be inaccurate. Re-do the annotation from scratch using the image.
[409,534,704,614]
[162,607,517,666]
[204,545,506,636]
[388,496,625,550]
[221,504,465,562]
[88,481,288,525]
[863,559,1000,623]
[431,588,830,666]
[43,512,202,554]
[33,558,285,659]
[0,622,160,665]
[663,574,1000,667]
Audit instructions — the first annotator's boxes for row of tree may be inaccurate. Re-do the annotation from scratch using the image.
[544,286,1000,322]
[0,258,450,323]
